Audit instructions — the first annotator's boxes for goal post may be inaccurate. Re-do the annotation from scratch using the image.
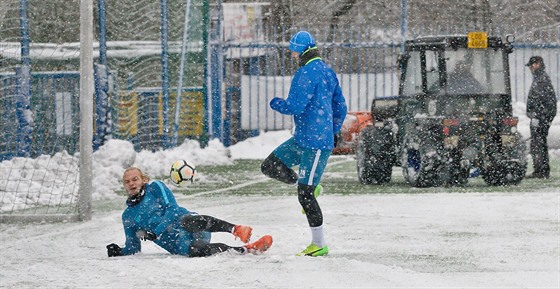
[78,0,94,221]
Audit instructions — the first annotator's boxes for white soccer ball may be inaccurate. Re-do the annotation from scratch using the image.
[170,160,196,185]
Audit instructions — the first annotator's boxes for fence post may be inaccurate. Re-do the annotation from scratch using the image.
[93,64,109,150]
[401,0,407,52]
[94,0,110,150]
[97,0,108,66]
[209,0,223,141]
[223,87,232,147]
[15,0,32,157]
[200,0,210,147]
[160,0,171,149]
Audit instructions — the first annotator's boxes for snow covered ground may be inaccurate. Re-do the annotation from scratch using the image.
[0,102,559,289]
[1,190,558,288]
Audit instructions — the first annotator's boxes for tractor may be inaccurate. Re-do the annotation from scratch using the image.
[338,32,527,187]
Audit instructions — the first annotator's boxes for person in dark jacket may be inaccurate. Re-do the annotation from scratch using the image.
[447,60,484,94]
[526,56,557,178]
[106,167,272,257]
[261,31,347,257]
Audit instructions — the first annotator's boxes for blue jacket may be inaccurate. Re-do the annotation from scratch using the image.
[120,181,210,256]
[271,58,347,150]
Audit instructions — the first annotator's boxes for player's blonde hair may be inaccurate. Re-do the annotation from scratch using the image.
[122,167,150,183]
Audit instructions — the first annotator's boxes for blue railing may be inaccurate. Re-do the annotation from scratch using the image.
[0,72,80,161]
[213,36,558,147]
[1,31,558,160]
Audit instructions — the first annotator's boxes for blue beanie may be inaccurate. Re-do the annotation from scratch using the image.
[289,31,315,54]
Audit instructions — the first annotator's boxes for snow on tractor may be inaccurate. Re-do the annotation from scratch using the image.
[334,32,527,187]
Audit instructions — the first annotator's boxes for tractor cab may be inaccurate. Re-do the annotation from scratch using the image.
[398,32,515,117]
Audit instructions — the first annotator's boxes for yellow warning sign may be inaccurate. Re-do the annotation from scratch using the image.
[467,32,488,49]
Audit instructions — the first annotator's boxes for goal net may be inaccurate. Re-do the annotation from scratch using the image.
[0,0,92,223]
[1,0,207,222]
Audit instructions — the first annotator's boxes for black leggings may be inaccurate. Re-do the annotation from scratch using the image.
[261,154,323,227]
[298,184,323,227]
[261,153,298,184]
[181,215,245,257]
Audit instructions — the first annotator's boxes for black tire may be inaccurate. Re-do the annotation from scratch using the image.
[481,132,527,186]
[401,137,443,187]
[356,126,394,184]
[441,149,469,186]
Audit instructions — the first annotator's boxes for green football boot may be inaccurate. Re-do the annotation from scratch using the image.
[296,243,329,257]
[301,184,323,214]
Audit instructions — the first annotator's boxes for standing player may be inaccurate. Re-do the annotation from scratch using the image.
[106,167,272,258]
[261,31,347,257]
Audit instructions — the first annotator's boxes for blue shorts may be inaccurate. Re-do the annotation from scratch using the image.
[272,137,332,186]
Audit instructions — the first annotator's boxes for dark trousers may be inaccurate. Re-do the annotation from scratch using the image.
[530,121,551,177]
[181,215,245,257]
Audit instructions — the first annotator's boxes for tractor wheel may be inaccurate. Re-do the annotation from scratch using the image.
[481,132,527,186]
[356,126,393,185]
[401,137,443,187]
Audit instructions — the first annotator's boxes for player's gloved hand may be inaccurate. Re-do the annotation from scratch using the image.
[106,243,122,257]
[530,118,540,127]
[270,97,283,110]
[136,229,158,241]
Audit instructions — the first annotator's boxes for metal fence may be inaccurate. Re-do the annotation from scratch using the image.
[1,37,557,158]
[1,3,558,158]
[0,72,80,161]
[213,27,559,146]
[223,43,401,142]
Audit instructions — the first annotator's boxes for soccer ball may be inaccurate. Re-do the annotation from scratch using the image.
[170,160,196,185]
